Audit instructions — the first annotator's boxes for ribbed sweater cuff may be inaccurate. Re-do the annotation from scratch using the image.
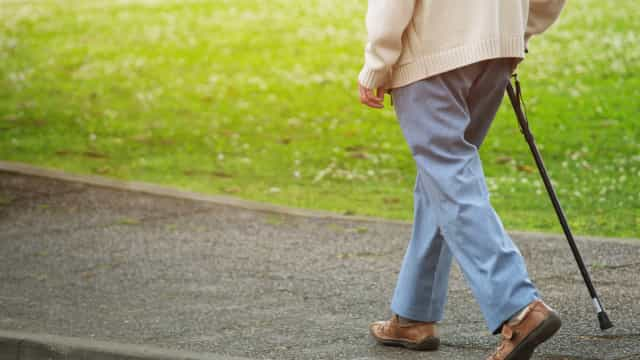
[358,65,388,89]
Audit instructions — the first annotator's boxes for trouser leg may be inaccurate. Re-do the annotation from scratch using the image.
[391,58,539,334]
[465,58,518,149]
[390,169,453,323]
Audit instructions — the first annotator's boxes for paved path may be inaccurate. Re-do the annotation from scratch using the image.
[1,170,639,359]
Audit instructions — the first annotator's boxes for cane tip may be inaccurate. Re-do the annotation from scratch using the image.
[598,311,614,331]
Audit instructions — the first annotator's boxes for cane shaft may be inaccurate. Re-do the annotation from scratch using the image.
[505,82,600,300]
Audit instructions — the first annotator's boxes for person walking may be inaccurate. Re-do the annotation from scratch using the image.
[357,1,566,359]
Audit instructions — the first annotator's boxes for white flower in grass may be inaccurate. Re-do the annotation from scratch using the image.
[266,94,278,103]
[313,162,336,183]
[104,109,118,120]
[287,117,301,127]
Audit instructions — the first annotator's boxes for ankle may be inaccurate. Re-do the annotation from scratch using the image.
[396,314,431,325]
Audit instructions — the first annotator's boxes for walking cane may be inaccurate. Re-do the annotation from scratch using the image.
[505,74,613,331]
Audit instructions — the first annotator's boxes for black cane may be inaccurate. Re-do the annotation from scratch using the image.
[505,75,613,331]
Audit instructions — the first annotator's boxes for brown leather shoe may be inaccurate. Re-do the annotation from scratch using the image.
[486,300,562,360]
[369,314,440,350]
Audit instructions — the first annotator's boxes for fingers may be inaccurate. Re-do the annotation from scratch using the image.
[359,84,384,109]
[358,84,367,104]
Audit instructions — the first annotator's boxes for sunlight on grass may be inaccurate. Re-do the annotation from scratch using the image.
[0,0,638,237]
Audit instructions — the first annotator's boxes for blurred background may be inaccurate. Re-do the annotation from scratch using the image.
[1,0,638,237]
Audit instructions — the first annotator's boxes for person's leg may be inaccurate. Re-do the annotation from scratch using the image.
[390,169,453,323]
[464,58,542,333]
[391,59,539,335]
[369,169,449,351]
[465,59,516,149]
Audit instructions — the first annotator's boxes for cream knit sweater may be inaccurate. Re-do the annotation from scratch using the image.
[359,0,566,89]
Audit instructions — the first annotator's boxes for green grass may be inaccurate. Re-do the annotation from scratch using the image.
[1,0,638,238]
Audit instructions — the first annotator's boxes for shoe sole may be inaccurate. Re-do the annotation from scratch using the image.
[505,311,562,360]
[370,331,440,351]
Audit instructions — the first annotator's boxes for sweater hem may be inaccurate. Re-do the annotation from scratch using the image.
[388,36,526,89]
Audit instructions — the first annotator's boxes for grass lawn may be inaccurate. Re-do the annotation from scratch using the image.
[1,0,638,238]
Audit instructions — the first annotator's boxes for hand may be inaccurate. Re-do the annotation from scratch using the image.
[359,83,386,109]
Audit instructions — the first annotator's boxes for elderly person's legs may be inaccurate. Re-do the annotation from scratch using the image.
[370,59,560,358]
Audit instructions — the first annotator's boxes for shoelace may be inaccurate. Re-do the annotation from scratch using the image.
[379,315,400,335]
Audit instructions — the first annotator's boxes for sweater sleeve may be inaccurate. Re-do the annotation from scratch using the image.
[358,0,416,89]
[525,0,567,41]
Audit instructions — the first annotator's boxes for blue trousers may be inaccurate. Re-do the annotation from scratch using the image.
[389,58,539,334]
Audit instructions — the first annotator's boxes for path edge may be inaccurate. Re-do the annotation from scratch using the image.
[0,159,637,245]
[0,329,252,360]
